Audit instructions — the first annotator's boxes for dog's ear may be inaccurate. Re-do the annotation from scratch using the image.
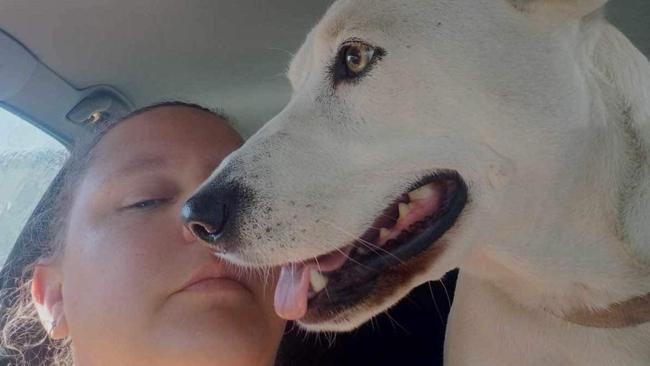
[509,0,609,20]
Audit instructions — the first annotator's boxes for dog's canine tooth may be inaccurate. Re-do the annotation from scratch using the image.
[310,270,329,293]
[379,227,391,241]
[398,203,411,221]
[408,184,436,201]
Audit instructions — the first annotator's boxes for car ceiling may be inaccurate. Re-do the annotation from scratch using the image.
[0,0,648,138]
[0,0,334,137]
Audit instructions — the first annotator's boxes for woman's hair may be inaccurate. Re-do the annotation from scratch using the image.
[0,101,232,366]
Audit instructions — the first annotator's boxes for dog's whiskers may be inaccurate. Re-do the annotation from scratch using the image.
[439,277,452,312]
[294,229,374,271]
[384,310,410,335]
[318,220,406,266]
[319,220,392,257]
[355,236,406,266]
[427,281,445,325]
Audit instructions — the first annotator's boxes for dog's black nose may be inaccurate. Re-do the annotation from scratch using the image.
[182,192,229,244]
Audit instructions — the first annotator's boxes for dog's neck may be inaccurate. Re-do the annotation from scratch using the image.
[562,20,650,329]
[449,273,650,366]
[584,19,650,266]
[550,17,650,330]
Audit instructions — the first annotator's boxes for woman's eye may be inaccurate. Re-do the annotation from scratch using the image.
[125,198,168,210]
[331,41,385,85]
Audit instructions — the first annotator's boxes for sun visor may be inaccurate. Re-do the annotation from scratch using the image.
[0,29,132,146]
[0,30,38,100]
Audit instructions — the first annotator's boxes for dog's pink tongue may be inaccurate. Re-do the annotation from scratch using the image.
[274,248,351,320]
[274,264,310,320]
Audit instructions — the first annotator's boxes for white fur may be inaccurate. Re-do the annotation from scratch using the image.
[200,0,650,363]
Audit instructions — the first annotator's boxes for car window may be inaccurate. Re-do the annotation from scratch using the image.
[0,107,68,265]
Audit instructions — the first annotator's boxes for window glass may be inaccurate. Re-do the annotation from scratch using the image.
[0,107,68,265]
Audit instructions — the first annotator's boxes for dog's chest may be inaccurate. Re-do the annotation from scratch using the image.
[443,273,650,366]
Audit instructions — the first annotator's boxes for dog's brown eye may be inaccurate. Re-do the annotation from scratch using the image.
[330,40,385,86]
[345,43,375,75]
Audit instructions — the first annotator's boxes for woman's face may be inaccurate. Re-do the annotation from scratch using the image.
[41,107,285,365]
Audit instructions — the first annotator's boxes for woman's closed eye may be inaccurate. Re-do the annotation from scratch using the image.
[123,197,172,211]
[114,179,179,212]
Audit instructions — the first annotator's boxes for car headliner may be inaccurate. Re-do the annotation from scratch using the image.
[0,0,647,139]
[0,0,333,138]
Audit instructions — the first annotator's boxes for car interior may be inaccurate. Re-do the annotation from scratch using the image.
[0,1,648,365]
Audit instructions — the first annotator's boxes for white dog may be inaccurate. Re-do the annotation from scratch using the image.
[183,0,650,364]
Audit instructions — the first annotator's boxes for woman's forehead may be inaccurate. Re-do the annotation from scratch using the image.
[87,107,242,179]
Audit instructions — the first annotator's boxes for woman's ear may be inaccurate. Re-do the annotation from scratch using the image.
[31,264,69,340]
[509,0,609,20]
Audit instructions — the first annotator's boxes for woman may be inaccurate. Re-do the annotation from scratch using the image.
[0,102,286,365]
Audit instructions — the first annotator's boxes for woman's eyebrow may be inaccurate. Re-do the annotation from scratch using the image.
[112,156,169,178]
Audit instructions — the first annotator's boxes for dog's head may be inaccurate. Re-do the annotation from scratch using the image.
[184,0,650,331]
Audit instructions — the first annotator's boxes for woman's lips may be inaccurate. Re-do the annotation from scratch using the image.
[183,277,247,292]
[180,263,249,293]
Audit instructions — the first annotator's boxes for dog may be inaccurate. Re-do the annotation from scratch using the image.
[182,0,650,364]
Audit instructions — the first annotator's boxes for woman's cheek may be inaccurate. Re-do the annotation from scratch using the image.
[64,207,178,301]
[61,212,181,343]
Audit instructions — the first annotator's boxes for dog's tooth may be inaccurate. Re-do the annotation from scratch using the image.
[310,270,329,293]
[398,203,411,220]
[379,227,391,241]
[408,184,436,201]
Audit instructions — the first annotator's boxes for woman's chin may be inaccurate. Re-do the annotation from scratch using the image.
[152,330,273,366]
[152,303,278,363]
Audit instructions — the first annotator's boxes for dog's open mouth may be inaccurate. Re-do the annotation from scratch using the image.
[274,172,468,323]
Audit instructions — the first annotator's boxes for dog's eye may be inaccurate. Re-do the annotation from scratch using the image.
[331,41,385,85]
[345,43,375,74]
